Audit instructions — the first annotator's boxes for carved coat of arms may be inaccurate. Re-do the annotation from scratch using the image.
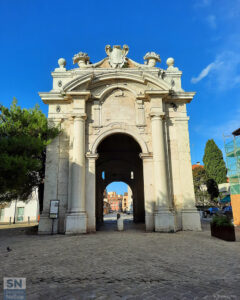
[105,45,129,68]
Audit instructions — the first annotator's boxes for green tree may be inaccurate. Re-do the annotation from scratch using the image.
[0,99,60,209]
[203,139,227,184]
[206,178,219,203]
[192,166,209,206]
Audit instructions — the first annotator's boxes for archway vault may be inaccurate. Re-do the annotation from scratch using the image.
[95,133,145,226]
[91,128,149,155]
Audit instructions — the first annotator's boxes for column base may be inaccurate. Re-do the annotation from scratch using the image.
[182,208,202,231]
[145,213,155,231]
[65,212,87,234]
[154,209,176,232]
[38,214,54,234]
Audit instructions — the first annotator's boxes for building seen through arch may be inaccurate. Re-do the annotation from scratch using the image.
[38,44,201,234]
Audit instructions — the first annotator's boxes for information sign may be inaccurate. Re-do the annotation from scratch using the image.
[49,200,59,219]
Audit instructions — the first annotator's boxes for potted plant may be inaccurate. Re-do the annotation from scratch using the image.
[210,215,235,241]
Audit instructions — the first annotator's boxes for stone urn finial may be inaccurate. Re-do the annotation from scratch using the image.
[166,57,179,71]
[58,58,66,68]
[73,52,90,68]
[54,58,66,72]
[144,52,161,67]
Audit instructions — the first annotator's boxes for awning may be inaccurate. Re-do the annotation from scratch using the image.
[220,195,231,203]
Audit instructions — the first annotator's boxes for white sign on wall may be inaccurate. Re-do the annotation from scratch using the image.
[49,200,59,219]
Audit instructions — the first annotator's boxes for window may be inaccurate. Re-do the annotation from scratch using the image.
[0,208,4,221]
[17,207,24,222]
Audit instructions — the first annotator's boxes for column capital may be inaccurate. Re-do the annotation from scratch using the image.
[66,91,91,100]
[71,113,87,120]
[149,112,165,120]
[86,153,99,160]
[139,153,153,160]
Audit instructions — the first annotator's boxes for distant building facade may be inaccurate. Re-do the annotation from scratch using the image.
[0,189,39,224]
[122,193,128,212]
[107,192,122,212]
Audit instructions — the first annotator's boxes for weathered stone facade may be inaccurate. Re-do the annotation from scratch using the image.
[38,45,201,234]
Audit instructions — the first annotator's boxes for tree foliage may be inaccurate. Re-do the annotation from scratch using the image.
[192,166,209,206]
[206,178,219,202]
[0,99,60,203]
[203,139,227,184]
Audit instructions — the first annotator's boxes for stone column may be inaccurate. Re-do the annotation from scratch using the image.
[86,153,99,232]
[38,118,61,234]
[150,112,176,232]
[66,113,87,234]
[140,153,155,231]
[175,117,201,231]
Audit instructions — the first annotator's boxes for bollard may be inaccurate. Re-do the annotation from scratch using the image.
[9,217,11,225]
[28,216,30,224]
[117,213,124,231]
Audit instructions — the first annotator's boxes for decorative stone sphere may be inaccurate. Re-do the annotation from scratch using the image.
[166,57,174,67]
[58,58,66,68]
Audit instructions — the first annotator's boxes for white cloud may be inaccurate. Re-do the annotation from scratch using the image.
[191,62,215,83]
[206,14,217,29]
[191,50,240,89]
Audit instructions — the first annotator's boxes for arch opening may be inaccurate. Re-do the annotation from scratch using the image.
[102,182,133,228]
[96,133,145,230]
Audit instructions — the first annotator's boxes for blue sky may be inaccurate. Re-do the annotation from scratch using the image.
[1,0,240,195]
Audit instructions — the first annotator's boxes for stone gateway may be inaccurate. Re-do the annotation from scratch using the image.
[38,45,201,234]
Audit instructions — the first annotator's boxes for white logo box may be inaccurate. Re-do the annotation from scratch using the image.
[4,278,26,290]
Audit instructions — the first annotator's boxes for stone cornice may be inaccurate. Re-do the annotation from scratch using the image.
[173,117,190,122]
[66,91,91,100]
[167,91,196,103]
[38,92,71,104]
[145,90,169,100]
[39,91,91,104]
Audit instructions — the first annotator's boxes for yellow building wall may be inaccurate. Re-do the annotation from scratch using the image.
[231,194,240,225]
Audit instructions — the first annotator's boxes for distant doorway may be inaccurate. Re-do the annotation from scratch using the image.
[95,133,145,230]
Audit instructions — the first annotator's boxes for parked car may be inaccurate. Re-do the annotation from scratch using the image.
[223,206,233,218]
[206,207,219,216]
[223,206,232,213]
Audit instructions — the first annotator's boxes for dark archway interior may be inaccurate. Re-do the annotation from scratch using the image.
[96,134,145,226]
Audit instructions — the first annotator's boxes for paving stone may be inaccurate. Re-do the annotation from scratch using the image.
[0,222,239,299]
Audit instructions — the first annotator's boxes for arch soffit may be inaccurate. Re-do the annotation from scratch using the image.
[62,71,171,93]
[91,128,148,154]
[102,179,133,192]
[97,158,139,170]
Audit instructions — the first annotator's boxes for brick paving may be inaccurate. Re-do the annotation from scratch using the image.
[0,220,240,299]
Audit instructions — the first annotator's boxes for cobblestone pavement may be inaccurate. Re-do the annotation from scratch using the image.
[0,221,240,300]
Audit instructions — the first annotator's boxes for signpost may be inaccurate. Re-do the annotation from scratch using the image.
[49,200,59,234]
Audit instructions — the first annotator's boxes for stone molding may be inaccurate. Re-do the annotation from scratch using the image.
[86,153,99,160]
[90,127,149,154]
[71,113,87,121]
[139,153,153,160]
[149,112,165,120]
